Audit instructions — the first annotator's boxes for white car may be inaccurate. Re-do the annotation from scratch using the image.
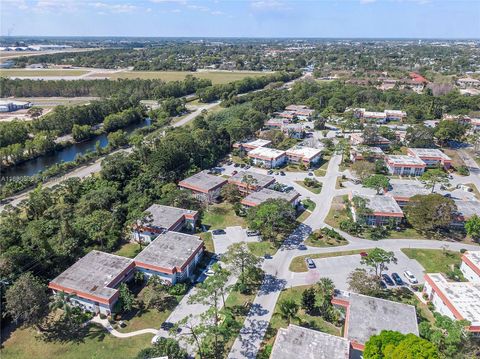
[403,270,418,284]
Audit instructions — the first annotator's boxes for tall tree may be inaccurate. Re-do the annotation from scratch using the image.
[363,174,390,194]
[420,169,449,193]
[223,242,262,290]
[405,194,457,233]
[275,299,299,325]
[360,248,397,277]
[347,268,383,296]
[465,215,480,242]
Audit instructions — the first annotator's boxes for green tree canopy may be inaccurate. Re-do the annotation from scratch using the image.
[405,194,457,233]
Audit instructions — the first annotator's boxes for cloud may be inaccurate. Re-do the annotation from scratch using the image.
[211,10,225,16]
[250,0,291,11]
[89,2,138,13]
[360,0,376,4]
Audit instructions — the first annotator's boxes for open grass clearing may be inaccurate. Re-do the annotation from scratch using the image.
[247,241,278,257]
[295,180,322,194]
[401,248,462,274]
[313,156,330,177]
[114,242,142,258]
[304,229,348,248]
[201,202,246,230]
[324,196,349,229]
[94,70,270,84]
[289,249,373,272]
[0,69,89,77]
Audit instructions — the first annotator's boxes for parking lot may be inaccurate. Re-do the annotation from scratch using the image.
[289,250,425,290]
[211,225,261,254]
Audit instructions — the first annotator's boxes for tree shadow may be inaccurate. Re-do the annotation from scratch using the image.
[39,316,92,344]
[258,274,286,295]
[282,223,313,249]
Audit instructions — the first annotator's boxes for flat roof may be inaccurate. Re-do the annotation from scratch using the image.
[426,273,480,326]
[352,192,403,215]
[386,155,426,166]
[228,170,275,188]
[179,171,227,193]
[248,146,286,160]
[408,148,451,160]
[351,146,384,155]
[455,200,480,219]
[386,182,430,199]
[135,231,203,272]
[464,251,480,271]
[339,292,419,345]
[143,204,197,230]
[266,118,288,125]
[241,188,299,207]
[350,133,391,144]
[244,139,271,147]
[270,324,350,359]
[285,104,310,111]
[286,145,322,160]
[49,250,133,302]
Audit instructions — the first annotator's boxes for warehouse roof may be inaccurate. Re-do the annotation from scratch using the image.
[351,192,403,216]
[241,188,299,207]
[248,147,286,160]
[143,204,197,230]
[179,171,227,193]
[228,171,275,189]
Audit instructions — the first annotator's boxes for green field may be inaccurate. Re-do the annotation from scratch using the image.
[0,69,88,77]
[401,248,462,273]
[201,202,246,230]
[92,70,270,84]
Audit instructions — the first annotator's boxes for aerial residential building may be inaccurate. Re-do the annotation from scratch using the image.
[270,324,350,359]
[332,291,419,351]
[132,204,198,243]
[241,188,300,208]
[284,104,314,120]
[248,147,287,168]
[228,170,275,194]
[179,171,227,203]
[457,77,480,89]
[286,145,322,167]
[353,108,407,123]
[460,251,480,283]
[409,72,428,84]
[349,192,404,226]
[385,110,407,121]
[451,200,480,227]
[350,146,384,162]
[265,117,290,129]
[48,251,135,315]
[349,133,391,149]
[233,139,272,152]
[407,148,452,169]
[134,231,204,284]
[385,182,430,207]
[281,123,305,139]
[385,155,426,176]
[277,111,296,120]
[423,273,480,334]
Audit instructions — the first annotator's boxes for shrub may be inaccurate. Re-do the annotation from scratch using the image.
[457,165,470,176]
[340,219,362,235]
[168,283,188,296]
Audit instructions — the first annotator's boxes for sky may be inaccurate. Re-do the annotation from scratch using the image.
[1,0,479,39]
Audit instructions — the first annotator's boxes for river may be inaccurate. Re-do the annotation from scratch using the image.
[0,119,151,181]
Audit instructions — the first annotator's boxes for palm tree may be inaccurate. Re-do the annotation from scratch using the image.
[50,291,75,318]
[275,299,299,325]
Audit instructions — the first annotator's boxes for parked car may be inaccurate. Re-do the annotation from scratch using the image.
[391,272,404,285]
[382,273,395,286]
[245,165,251,169]
[212,229,226,235]
[268,170,274,175]
[379,280,387,290]
[275,171,280,175]
[205,268,215,276]
[359,251,369,258]
[297,244,307,250]
[305,257,316,269]
[285,186,294,192]
[444,193,451,198]
[280,171,286,176]
[234,163,240,167]
[264,254,272,259]
[403,270,418,284]
[246,230,260,237]
[240,163,246,168]
[232,170,238,175]
[308,172,314,176]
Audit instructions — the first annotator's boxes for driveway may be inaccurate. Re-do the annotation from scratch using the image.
[288,250,425,290]
[212,226,260,254]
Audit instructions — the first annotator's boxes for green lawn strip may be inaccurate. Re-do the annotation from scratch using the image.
[386,228,427,240]
[296,210,312,222]
[313,157,330,177]
[114,242,142,258]
[259,285,341,356]
[294,180,322,194]
[199,231,214,252]
[201,202,246,230]
[0,325,151,359]
[247,241,278,257]
[0,69,88,77]
[289,249,372,272]
[302,199,316,211]
[401,248,462,274]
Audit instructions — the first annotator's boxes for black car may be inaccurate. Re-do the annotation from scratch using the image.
[391,272,404,285]
[280,171,286,176]
[212,229,226,235]
[305,258,316,269]
[379,280,387,290]
[382,273,395,286]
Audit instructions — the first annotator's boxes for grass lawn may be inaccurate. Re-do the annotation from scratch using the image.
[302,198,316,211]
[386,227,426,240]
[102,70,270,84]
[114,242,142,258]
[295,180,322,194]
[0,324,151,359]
[296,209,312,222]
[199,231,214,252]
[401,248,462,273]
[0,69,88,77]
[443,148,467,170]
[289,249,372,272]
[259,285,341,354]
[201,202,246,230]
[313,156,330,177]
[305,229,348,248]
[247,241,278,257]
[324,196,349,229]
